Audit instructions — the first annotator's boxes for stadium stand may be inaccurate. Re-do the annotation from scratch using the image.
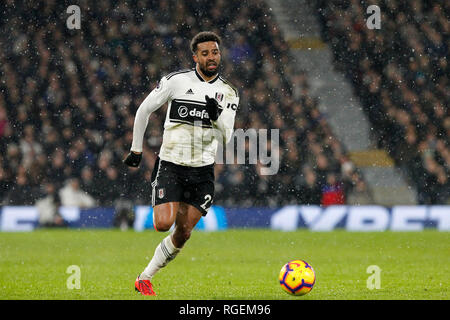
[0,0,370,208]
[316,0,449,204]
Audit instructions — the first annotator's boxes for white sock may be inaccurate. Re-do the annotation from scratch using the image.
[140,235,181,280]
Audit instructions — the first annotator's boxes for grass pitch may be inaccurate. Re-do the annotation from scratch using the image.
[0,229,448,300]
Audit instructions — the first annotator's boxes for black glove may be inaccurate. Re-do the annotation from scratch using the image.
[123,152,142,167]
[205,95,222,121]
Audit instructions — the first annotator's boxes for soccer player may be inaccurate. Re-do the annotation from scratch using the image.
[124,31,239,296]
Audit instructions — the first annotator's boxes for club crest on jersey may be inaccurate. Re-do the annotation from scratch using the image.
[158,188,165,199]
[215,92,224,102]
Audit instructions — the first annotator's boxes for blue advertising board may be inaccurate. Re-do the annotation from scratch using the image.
[0,205,448,232]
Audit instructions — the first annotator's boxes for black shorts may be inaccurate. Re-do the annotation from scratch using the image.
[151,157,215,216]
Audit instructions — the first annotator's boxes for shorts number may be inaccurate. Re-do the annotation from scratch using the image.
[200,194,212,210]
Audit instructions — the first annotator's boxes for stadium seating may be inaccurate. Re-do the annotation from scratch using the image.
[0,0,370,208]
[316,0,449,204]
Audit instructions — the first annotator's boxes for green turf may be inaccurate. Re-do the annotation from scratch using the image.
[0,229,448,300]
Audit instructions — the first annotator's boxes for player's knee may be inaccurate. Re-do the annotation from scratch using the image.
[153,216,173,232]
[154,221,171,232]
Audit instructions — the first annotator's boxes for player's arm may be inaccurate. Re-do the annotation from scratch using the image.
[124,77,172,167]
[205,94,239,145]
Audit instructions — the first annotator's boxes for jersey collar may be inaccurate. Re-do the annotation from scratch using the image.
[194,66,219,84]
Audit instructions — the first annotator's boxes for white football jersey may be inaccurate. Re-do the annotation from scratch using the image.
[131,67,239,167]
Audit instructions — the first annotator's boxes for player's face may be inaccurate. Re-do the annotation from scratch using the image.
[194,41,221,78]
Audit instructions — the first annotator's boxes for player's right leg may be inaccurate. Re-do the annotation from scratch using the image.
[136,157,184,295]
[136,203,183,295]
[152,202,179,232]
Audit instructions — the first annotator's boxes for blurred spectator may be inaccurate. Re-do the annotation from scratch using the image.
[8,167,36,205]
[0,167,10,204]
[0,105,9,139]
[296,168,322,205]
[59,178,96,208]
[113,199,135,231]
[80,166,97,200]
[19,125,42,169]
[347,179,374,206]
[320,172,346,207]
[36,182,66,228]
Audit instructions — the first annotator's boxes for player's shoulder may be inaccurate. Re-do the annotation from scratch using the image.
[164,68,194,81]
[218,75,239,98]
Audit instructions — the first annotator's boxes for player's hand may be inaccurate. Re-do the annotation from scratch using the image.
[205,95,222,121]
[123,151,142,167]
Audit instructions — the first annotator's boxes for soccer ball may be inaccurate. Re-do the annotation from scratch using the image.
[279,260,316,296]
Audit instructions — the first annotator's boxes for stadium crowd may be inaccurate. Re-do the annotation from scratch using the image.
[0,0,371,211]
[316,0,449,204]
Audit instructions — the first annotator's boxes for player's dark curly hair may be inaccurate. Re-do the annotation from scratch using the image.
[190,31,221,54]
